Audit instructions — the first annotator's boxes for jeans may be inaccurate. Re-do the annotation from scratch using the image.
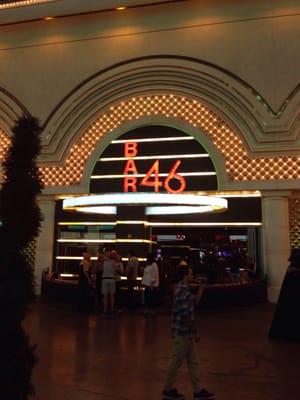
[164,335,200,392]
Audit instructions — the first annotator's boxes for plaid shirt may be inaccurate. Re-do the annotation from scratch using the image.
[171,282,194,337]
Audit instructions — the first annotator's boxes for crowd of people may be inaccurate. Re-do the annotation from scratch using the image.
[76,247,257,315]
[77,248,160,315]
[192,249,257,284]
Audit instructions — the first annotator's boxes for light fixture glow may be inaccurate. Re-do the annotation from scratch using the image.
[146,206,218,215]
[148,222,262,227]
[91,172,216,179]
[58,222,116,226]
[117,239,154,244]
[99,154,209,162]
[63,193,227,208]
[116,220,147,225]
[56,256,147,262]
[112,136,194,144]
[63,193,227,215]
[57,239,116,243]
[57,238,155,244]
[72,206,117,215]
[57,256,97,260]
[212,192,261,198]
[58,272,142,281]
[119,276,142,280]
[57,220,261,228]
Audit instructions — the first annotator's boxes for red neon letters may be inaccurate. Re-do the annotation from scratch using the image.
[164,160,186,194]
[123,142,186,193]
[140,160,163,192]
[124,142,138,157]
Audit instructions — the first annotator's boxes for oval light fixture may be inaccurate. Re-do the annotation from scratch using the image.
[63,193,228,215]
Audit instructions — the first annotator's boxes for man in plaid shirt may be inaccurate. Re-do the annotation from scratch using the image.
[162,266,214,400]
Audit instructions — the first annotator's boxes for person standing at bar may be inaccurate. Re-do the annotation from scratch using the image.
[162,265,214,400]
[142,253,160,314]
[77,252,93,312]
[101,248,118,316]
[126,250,139,308]
[115,253,124,313]
[94,250,104,309]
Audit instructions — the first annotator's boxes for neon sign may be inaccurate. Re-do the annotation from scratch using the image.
[123,142,186,194]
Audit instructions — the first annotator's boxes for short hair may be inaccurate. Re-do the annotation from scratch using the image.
[147,253,156,264]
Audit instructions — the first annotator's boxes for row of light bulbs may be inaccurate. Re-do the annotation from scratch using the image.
[1,94,300,185]
[289,198,300,248]
[0,0,50,9]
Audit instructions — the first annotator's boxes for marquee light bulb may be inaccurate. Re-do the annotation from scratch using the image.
[0,94,295,186]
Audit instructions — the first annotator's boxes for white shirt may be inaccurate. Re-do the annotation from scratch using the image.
[142,262,159,287]
[102,256,117,279]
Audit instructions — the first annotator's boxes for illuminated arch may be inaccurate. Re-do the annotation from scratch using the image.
[40,94,234,189]
[40,93,300,192]
[1,57,300,192]
[42,56,300,161]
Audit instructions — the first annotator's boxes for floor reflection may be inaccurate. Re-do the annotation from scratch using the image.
[25,302,300,400]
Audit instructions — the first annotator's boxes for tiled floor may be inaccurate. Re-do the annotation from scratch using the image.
[24,301,300,400]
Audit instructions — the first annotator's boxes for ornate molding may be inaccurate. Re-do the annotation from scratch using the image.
[41,56,300,162]
[0,87,29,167]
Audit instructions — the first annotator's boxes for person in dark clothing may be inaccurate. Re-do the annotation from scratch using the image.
[269,248,300,341]
[126,250,139,308]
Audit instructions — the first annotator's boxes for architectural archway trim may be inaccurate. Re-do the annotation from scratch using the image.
[0,87,30,167]
[40,93,300,192]
[41,56,300,161]
[40,94,234,189]
[0,87,29,132]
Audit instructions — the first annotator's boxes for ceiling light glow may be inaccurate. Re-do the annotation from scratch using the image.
[99,154,209,162]
[63,193,227,216]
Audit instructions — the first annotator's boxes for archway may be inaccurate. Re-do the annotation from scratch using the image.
[55,122,261,294]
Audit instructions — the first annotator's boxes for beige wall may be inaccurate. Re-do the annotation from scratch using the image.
[0,0,299,123]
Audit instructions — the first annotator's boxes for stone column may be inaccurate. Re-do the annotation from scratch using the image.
[262,191,290,303]
[34,197,56,295]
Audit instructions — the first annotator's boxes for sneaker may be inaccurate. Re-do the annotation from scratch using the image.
[194,389,214,399]
[162,388,184,399]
